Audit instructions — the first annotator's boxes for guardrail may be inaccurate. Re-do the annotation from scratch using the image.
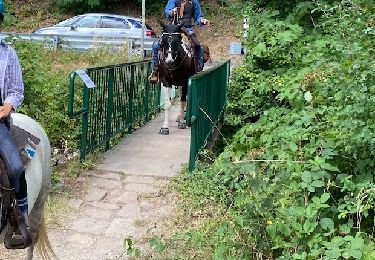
[68,60,160,160]
[0,32,155,56]
[186,60,230,172]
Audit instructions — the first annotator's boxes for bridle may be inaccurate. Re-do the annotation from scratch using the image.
[161,32,189,72]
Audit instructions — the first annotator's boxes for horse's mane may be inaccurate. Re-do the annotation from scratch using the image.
[160,21,183,34]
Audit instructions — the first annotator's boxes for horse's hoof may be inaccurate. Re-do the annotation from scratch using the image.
[159,128,170,135]
[178,122,187,129]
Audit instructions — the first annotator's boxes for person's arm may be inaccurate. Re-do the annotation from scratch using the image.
[3,48,24,112]
[165,0,177,18]
[192,0,209,26]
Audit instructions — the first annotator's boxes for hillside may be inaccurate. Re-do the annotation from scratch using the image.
[2,0,243,61]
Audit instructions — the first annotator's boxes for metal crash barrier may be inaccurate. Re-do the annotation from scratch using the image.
[68,60,160,160]
[186,60,230,171]
[0,32,155,56]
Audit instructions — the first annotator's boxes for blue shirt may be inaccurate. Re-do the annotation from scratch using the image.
[165,0,204,26]
[0,40,24,110]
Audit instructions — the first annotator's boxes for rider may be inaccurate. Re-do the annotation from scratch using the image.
[149,0,210,83]
[0,0,30,234]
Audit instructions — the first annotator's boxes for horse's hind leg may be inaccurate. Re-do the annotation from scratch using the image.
[160,83,171,135]
[178,85,187,129]
[176,86,183,122]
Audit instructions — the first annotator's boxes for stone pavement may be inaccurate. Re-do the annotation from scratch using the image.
[0,103,189,260]
[48,103,190,260]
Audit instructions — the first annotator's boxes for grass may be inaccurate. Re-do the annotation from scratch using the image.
[44,194,75,229]
[124,169,231,260]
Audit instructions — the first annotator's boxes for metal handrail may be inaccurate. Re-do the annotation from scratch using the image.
[186,60,231,171]
[68,60,161,160]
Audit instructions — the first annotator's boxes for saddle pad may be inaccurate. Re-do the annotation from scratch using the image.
[9,125,40,166]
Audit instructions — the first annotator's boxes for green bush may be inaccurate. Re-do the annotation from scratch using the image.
[214,0,375,258]
[12,40,134,151]
[55,0,121,13]
[151,0,375,259]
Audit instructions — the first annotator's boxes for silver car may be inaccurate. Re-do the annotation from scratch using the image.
[33,13,156,40]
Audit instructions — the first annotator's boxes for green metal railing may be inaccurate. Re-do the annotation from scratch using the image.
[68,60,160,160]
[186,60,230,171]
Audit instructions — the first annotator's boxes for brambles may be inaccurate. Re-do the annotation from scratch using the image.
[148,0,375,259]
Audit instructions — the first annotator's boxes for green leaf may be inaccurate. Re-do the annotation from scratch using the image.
[276,30,296,45]
[301,171,312,183]
[350,237,364,250]
[311,180,325,188]
[320,218,334,230]
[289,142,298,152]
[339,223,351,234]
[280,223,291,236]
[344,249,362,259]
[320,162,340,172]
[325,247,342,259]
[253,42,267,57]
[320,193,330,203]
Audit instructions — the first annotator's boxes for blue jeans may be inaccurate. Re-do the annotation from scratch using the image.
[0,121,24,193]
[151,28,203,71]
[151,40,159,69]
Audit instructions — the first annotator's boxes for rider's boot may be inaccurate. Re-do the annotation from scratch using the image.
[148,65,159,84]
[14,173,32,247]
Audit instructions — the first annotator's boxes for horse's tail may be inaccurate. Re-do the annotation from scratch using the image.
[36,214,56,259]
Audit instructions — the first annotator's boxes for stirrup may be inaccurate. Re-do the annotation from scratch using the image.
[4,214,32,249]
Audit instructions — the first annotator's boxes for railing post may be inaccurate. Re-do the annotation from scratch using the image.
[106,67,114,150]
[80,86,90,161]
[145,64,150,121]
[68,72,76,118]
[188,78,199,172]
[128,65,135,133]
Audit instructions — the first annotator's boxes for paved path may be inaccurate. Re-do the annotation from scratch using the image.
[1,103,189,260]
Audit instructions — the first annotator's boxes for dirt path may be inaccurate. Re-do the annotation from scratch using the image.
[1,103,189,260]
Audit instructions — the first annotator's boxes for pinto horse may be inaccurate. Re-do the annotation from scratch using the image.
[0,113,55,259]
[158,22,198,135]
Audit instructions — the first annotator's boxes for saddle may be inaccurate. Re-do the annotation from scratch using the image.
[0,121,40,249]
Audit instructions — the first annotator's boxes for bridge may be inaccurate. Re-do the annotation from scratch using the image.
[68,59,231,171]
[1,59,231,259]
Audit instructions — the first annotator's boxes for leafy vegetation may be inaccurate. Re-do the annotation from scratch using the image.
[143,0,375,259]
[6,39,137,186]
[54,0,162,14]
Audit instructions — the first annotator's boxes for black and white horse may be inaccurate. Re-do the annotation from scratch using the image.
[158,22,197,135]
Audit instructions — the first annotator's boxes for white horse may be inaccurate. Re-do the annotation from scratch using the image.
[0,113,55,259]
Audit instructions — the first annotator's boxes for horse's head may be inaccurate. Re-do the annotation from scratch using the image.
[159,21,184,67]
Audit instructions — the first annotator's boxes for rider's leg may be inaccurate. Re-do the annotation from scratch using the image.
[196,45,203,71]
[185,29,204,71]
[0,121,29,226]
[149,41,159,83]
[17,171,28,224]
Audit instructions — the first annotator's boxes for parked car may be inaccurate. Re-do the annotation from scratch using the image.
[33,13,156,40]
